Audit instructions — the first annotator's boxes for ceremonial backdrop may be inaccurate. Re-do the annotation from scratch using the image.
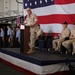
[23,0,75,36]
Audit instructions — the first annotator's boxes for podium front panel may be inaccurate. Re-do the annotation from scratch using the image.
[24,26,30,54]
[20,26,30,54]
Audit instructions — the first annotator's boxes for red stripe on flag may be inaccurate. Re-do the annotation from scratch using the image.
[55,0,75,4]
[41,33,60,38]
[38,14,75,24]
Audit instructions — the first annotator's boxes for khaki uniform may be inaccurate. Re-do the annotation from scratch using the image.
[62,29,75,53]
[73,42,75,54]
[53,28,71,51]
[25,13,43,51]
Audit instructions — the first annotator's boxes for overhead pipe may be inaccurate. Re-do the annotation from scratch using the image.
[16,0,23,4]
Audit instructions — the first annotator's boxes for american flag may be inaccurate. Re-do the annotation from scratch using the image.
[16,17,20,25]
[23,0,75,37]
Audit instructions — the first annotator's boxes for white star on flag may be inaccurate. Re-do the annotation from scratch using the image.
[51,0,53,1]
[35,1,37,5]
[45,0,47,3]
[40,0,42,4]
[30,3,32,6]
[25,3,27,6]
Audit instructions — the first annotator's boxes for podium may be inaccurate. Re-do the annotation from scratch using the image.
[20,25,30,54]
[24,26,30,53]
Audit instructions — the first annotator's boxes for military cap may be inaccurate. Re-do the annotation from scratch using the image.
[26,8,31,11]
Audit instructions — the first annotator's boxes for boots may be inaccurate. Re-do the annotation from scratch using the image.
[27,48,35,54]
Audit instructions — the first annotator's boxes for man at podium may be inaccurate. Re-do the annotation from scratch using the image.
[24,8,43,54]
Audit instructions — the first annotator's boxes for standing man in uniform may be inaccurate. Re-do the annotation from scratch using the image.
[73,42,75,55]
[62,23,75,55]
[0,28,4,47]
[52,22,71,53]
[24,8,43,54]
[15,26,20,47]
[7,25,12,47]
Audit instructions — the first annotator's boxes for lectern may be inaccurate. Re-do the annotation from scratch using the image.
[20,25,30,54]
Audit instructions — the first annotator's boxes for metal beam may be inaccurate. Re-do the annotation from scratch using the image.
[16,0,23,4]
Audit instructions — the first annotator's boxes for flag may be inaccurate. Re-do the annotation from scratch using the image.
[16,17,20,25]
[23,0,75,37]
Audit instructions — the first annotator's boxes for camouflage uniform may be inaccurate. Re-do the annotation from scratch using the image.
[25,13,43,53]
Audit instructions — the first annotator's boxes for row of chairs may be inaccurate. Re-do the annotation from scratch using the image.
[35,35,53,51]
[35,35,72,54]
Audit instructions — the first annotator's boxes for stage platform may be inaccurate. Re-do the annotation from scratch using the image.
[0,48,75,75]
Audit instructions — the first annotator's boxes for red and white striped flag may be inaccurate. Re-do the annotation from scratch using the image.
[16,17,20,26]
[23,0,75,37]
